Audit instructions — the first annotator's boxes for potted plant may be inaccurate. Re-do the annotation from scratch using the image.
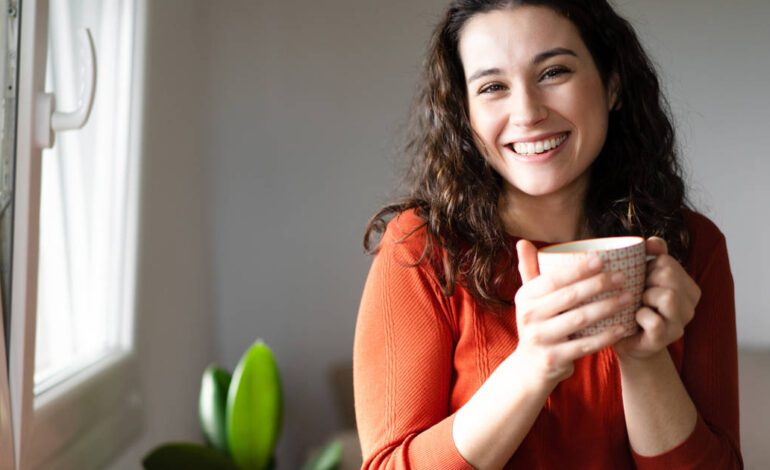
[143,340,342,470]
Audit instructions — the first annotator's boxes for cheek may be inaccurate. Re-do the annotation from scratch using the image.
[469,102,507,146]
[587,79,611,122]
[586,105,610,152]
[566,83,610,150]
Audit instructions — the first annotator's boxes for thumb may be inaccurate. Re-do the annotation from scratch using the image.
[646,236,669,256]
[516,239,540,283]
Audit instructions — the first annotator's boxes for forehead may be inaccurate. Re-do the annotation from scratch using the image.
[458,6,586,68]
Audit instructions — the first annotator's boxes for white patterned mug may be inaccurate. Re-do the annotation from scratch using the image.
[537,236,646,339]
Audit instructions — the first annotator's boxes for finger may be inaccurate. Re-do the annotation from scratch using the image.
[646,257,701,306]
[527,270,625,321]
[532,291,632,342]
[524,255,604,298]
[646,251,679,274]
[636,306,666,337]
[646,237,669,257]
[556,325,626,360]
[517,239,540,283]
[642,286,680,320]
[634,306,682,350]
[646,258,686,290]
[613,307,662,354]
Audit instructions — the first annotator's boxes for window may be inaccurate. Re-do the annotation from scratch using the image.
[2,0,145,468]
[35,0,138,395]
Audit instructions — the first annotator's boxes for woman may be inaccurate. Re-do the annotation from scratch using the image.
[353,1,741,468]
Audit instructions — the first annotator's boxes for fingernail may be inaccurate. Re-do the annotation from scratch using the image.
[588,257,602,269]
[611,272,625,285]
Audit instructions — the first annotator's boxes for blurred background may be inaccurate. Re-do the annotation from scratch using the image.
[76,0,768,467]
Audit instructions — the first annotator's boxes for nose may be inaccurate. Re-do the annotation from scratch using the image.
[508,84,547,127]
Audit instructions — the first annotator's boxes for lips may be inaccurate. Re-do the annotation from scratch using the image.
[507,132,569,156]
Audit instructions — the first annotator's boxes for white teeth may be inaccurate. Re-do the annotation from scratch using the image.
[512,134,567,155]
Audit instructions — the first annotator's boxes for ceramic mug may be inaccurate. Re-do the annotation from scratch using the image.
[537,236,646,338]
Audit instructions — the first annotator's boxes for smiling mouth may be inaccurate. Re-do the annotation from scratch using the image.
[507,133,569,156]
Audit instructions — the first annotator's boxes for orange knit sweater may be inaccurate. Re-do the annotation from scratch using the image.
[353,209,741,469]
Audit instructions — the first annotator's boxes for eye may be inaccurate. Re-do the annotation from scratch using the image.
[478,83,507,95]
[540,66,572,82]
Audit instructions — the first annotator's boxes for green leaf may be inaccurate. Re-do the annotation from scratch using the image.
[302,440,343,470]
[227,339,283,470]
[199,364,232,453]
[142,442,240,470]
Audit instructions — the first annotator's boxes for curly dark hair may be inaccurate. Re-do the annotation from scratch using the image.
[364,0,691,308]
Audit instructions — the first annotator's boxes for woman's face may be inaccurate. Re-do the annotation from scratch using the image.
[459,6,617,199]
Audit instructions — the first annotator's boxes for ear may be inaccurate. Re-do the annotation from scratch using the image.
[607,72,621,111]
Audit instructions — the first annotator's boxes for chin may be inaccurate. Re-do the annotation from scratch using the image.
[507,178,567,198]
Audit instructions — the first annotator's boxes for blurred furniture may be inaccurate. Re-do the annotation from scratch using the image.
[323,362,361,469]
[739,348,770,469]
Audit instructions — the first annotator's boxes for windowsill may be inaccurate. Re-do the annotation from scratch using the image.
[28,351,143,469]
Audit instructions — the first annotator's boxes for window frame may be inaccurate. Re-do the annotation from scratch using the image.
[0,317,12,469]
[8,0,146,467]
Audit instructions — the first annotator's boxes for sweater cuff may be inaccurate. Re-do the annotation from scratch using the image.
[408,414,476,469]
[631,414,712,469]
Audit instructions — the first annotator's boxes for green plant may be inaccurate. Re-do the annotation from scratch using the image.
[142,339,343,470]
[302,439,343,470]
[199,365,231,453]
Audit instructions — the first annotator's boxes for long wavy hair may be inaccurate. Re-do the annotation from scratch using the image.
[363,0,690,308]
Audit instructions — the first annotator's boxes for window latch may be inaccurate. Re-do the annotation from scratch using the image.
[35,28,97,149]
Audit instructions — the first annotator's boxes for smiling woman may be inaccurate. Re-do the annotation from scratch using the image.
[354,0,741,469]
[460,6,618,241]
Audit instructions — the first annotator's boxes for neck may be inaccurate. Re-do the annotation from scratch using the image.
[499,177,591,243]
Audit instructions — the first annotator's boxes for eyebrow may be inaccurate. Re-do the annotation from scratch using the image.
[532,47,577,64]
[466,47,578,84]
[466,67,503,84]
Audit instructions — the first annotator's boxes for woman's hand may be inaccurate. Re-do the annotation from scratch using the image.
[613,237,701,361]
[514,240,630,389]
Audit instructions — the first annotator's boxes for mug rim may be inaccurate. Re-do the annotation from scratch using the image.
[538,236,645,255]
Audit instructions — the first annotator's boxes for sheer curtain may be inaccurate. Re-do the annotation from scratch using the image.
[34,0,138,394]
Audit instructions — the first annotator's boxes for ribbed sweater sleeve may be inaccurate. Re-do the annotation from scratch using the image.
[353,221,474,469]
[632,217,743,468]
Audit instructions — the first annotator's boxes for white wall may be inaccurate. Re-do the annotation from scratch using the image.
[109,1,217,468]
[108,0,769,467]
[201,1,448,465]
